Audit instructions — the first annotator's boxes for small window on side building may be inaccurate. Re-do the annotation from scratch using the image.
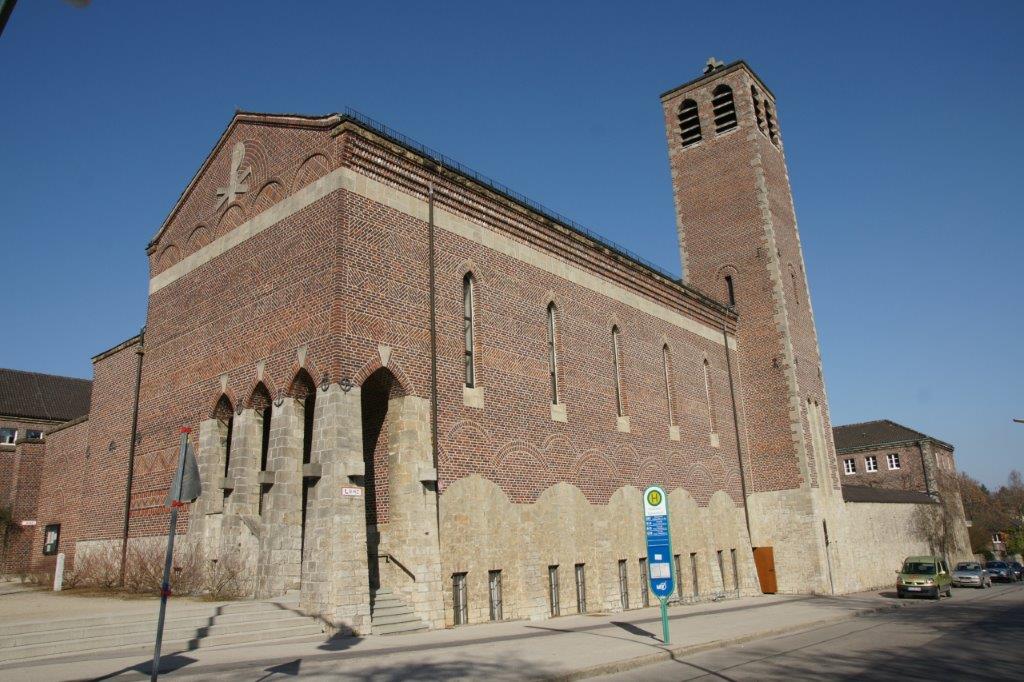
[865,455,878,472]
[0,428,17,444]
[887,453,901,470]
[43,524,61,555]
[843,458,856,475]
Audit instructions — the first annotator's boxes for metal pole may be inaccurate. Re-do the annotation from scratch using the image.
[0,0,18,40]
[120,329,145,587]
[659,597,670,644]
[151,428,189,682]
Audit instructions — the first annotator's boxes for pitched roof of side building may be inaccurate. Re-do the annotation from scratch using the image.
[832,419,953,454]
[0,368,92,422]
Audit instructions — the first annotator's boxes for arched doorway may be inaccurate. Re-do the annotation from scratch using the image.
[360,367,402,590]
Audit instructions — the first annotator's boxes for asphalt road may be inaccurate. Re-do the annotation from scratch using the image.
[600,583,1024,680]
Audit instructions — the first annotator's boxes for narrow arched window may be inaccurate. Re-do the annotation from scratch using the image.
[712,85,738,133]
[213,395,234,487]
[678,99,702,147]
[750,85,765,134]
[547,303,559,405]
[764,99,778,144]
[463,273,475,388]
[662,344,674,427]
[703,359,717,433]
[612,326,624,417]
[724,274,736,307]
[789,265,800,306]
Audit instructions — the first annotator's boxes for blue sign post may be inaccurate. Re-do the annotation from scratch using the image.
[643,485,674,644]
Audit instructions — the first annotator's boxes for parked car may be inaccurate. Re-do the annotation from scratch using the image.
[896,556,953,599]
[1010,562,1024,581]
[951,562,991,588]
[984,561,1017,582]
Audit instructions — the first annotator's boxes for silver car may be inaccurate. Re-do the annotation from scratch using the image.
[952,561,991,588]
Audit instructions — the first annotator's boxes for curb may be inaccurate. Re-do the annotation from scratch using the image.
[551,601,906,681]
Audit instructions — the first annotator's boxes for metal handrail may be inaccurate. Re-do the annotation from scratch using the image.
[341,107,682,285]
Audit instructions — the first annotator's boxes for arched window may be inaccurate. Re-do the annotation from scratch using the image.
[612,326,624,417]
[678,99,702,147]
[703,359,717,433]
[764,99,778,144]
[724,274,736,307]
[213,395,234,498]
[750,85,765,134]
[463,273,475,389]
[250,382,273,516]
[547,303,559,405]
[789,264,800,306]
[662,344,674,427]
[712,85,738,133]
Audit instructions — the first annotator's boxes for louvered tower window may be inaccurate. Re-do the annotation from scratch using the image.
[750,85,765,134]
[678,99,702,147]
[712,85,738,133]
[764,99,779,144]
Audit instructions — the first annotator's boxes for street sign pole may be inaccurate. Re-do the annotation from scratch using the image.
[151,428,190,682]
[642,485,675,645]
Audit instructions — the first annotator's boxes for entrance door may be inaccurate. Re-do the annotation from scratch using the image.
[752,546,778,594]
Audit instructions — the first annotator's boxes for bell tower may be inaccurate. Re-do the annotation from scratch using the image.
[661,59,849,594]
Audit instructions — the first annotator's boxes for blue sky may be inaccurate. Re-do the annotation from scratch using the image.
[1,1,1020,488]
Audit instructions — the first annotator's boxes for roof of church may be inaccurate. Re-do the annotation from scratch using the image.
[832,419,953,453]
[152,109,737,320]
[841,485,937,505]
[0,368,92,422]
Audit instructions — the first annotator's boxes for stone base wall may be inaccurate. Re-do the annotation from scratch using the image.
[837,501,973,592]
[439,476,759,626]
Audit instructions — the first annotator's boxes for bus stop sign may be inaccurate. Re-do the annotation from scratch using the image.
[643,485,675,599]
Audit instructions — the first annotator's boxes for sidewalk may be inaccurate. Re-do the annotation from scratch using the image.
[2,590,909,681]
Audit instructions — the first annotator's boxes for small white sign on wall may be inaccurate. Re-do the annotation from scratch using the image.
[341,487,363,497]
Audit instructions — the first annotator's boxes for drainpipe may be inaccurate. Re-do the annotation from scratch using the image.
[119,328,145,587]
[427,183,442,533]
[722,322,752,541]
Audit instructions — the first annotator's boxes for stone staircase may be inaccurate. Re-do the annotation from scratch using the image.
[370,588,428,635]
[0,595,325,665]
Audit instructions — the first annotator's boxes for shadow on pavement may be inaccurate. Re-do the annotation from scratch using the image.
[89,653,198,680]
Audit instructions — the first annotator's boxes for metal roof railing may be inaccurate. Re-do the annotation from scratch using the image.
[342,107,682,285]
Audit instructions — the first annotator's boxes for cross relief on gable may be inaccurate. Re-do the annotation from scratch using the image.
[215,141,252,210]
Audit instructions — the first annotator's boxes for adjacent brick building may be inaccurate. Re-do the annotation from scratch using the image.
[0,368,92,574]
[15,59,970,630]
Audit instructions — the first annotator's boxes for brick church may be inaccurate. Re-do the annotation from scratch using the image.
[14,59,970,633]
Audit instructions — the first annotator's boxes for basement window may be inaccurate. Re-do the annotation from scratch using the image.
[712,85,738,133]
[843,458,856,475]
[575,563,587,614]
[678,99,702,147]
[887,453,901,470]
[865,455,879,472]
[488,570,503,621]
[639,558,650,607]
[548,565,561,617]
[453,573,468,625]
[618,559,629,609]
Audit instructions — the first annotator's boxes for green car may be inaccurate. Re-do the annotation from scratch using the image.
[896,555,953,600]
